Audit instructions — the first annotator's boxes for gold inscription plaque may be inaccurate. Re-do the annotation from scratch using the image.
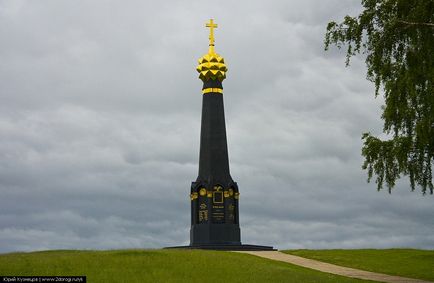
[199,203,208,222]
[213,186,224,203]
[199,210,208,222]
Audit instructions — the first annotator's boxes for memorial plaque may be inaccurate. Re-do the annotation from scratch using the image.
[199,203,208,222]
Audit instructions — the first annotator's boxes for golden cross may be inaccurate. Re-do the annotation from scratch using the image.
[206,19,218,47]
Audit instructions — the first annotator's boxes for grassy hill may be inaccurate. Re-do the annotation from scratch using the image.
[0,249,372,283]
[284,249,434,282]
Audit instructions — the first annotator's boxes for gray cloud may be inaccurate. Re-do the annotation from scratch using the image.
[0,0,433,253]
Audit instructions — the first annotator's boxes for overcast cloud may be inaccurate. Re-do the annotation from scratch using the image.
[0,0,433,253]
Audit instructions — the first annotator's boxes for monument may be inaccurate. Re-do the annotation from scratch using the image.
[174,19,274,251]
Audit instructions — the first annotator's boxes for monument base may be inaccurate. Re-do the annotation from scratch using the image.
[165,244,276,251]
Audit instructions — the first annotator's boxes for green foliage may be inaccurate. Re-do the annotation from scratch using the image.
[284,249,434,281]
[325,0,434,193]
[0,249,372,283]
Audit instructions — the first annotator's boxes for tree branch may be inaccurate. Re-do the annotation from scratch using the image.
[396,20,434,27]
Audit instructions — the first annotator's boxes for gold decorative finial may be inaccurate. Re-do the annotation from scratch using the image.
[206,19,218,53]
[196,19,228,83]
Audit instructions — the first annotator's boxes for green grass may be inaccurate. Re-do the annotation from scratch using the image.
[0,249,374,283]
[283,249,434,281]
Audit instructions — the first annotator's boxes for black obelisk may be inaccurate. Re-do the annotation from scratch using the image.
[164,19,274,251]
[190,19,240,246]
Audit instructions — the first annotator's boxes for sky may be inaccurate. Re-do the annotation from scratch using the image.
[0,0,433,253]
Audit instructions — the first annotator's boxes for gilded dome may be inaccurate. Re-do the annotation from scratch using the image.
[196,52,228,82]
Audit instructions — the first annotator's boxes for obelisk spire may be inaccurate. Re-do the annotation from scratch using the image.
[190,18,241,246]
[168,18,274,251]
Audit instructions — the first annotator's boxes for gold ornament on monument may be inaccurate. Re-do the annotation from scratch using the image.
[196,19,228,82]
